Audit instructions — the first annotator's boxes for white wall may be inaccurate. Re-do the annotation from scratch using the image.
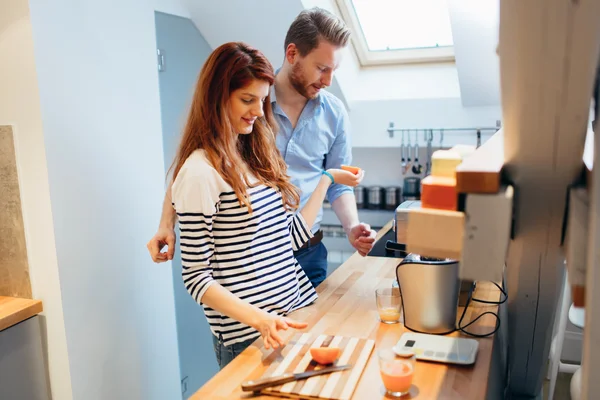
[28,0,184,398]
[184,0,303,69]
[155,0,190,17]
[0,1,72,398]
[350,63,461,102]
[448,0,501,106]
[349,97,502,148]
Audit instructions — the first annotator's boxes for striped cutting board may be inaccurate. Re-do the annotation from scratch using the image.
[259,333,375,400]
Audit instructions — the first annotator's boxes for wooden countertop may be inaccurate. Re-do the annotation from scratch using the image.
[191,223,502,399]
[0,296,43,331]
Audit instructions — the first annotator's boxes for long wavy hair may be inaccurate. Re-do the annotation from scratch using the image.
[170,42,299,212]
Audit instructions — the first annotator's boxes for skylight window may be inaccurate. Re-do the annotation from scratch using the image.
[336,0,455,65]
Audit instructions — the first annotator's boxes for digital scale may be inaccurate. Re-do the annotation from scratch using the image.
[393,332,479,365]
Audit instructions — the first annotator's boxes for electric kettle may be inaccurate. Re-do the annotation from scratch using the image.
[395,253,460,335]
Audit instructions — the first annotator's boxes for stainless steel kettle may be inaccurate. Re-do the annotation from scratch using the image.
[395,253,460,334]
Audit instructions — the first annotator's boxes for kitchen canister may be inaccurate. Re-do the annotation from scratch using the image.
[384,187,402,210]
[354,186,366,209]
[367,186,384,209]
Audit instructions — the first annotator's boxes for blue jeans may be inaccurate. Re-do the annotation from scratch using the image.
[294,242,328,288]
[212,333,257,369]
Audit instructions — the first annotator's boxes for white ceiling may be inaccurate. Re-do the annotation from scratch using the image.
[180,0,501,108]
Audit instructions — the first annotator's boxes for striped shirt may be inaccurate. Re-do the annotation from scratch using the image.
[171,150,318,346]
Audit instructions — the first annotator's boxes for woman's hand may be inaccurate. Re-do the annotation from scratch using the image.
[326,168,365,187]
[252,311,308,350]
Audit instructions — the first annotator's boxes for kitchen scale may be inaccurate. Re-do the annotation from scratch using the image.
[393,332,479,365]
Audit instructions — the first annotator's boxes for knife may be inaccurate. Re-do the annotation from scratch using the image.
[241,364,352,392]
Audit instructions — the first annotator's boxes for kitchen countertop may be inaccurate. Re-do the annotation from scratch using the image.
[190,222,503,399]
[0,296,43,331]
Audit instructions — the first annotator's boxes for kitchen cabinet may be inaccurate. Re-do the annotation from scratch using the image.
[0,297,48,400]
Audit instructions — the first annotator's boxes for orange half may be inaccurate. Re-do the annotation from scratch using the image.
[310,347,341,365]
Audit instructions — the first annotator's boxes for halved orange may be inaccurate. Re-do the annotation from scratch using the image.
[310,347,341,365]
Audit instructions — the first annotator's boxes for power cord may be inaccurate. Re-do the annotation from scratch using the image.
[457,280,507,338]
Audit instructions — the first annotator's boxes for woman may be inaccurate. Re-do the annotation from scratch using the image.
[170,42,363,369]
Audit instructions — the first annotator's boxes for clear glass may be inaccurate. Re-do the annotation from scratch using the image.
[376,287,401,324]
[378,348,416,397]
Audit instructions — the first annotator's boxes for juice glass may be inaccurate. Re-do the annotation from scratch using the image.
[376,287,401,324]
[378,348,415,397]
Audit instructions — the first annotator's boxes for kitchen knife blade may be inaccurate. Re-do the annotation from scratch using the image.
[241,364,352,392]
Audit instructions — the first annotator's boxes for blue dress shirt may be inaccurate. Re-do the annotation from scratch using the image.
[272,89,353,233]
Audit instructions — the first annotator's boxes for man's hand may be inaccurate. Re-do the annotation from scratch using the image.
[147,227,176,263]
[347,223,377,256]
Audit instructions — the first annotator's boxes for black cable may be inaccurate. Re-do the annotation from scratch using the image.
[456,281,505,338]
[471,281,507,305]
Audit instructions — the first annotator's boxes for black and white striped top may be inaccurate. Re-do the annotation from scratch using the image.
[171,150,318,346]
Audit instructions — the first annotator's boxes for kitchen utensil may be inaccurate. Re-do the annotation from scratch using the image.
[425,129,434,175]
[354,186,366,209]
[376,287,402,324]
[367,186,384,209]
[402,177,421,200]
[378,348,416,398]
[396,253,461,334]
[253,333,375,399]
[384,186,401,210]
[241,364,352,392]
[401,131,406,170]
[406,130,412,163]
[393,332,479,366]
[394,200,422,244]
[411,130,423,175]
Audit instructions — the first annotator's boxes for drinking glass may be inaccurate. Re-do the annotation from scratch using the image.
[378,348,415,397]
[376,287,402,324]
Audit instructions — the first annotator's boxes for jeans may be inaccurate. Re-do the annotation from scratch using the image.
[212,333,257,369]
[294,242,328,288]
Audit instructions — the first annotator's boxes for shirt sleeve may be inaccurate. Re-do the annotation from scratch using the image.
[286,210,314,251]
[325,103,354,204]
[171,164,222,304]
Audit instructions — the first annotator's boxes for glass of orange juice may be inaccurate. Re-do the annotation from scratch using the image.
[376,287,402,324]
[378,348,415,397]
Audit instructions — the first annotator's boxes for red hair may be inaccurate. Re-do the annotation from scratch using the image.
[170,42,299,211]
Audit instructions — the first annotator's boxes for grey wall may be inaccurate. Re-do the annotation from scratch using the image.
[28,1,182,398]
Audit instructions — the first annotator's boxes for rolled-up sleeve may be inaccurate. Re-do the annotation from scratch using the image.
[286,210,314,251]
[324,104,354,204]
[172,168,221,304]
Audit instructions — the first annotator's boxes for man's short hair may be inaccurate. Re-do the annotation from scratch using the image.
[284,7,351,56]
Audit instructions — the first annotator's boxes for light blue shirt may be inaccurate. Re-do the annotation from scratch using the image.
[272,89,353,233]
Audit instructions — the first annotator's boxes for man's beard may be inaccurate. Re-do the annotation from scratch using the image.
[290,62,318,100]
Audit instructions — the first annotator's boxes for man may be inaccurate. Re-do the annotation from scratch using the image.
[147,7,376,287]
